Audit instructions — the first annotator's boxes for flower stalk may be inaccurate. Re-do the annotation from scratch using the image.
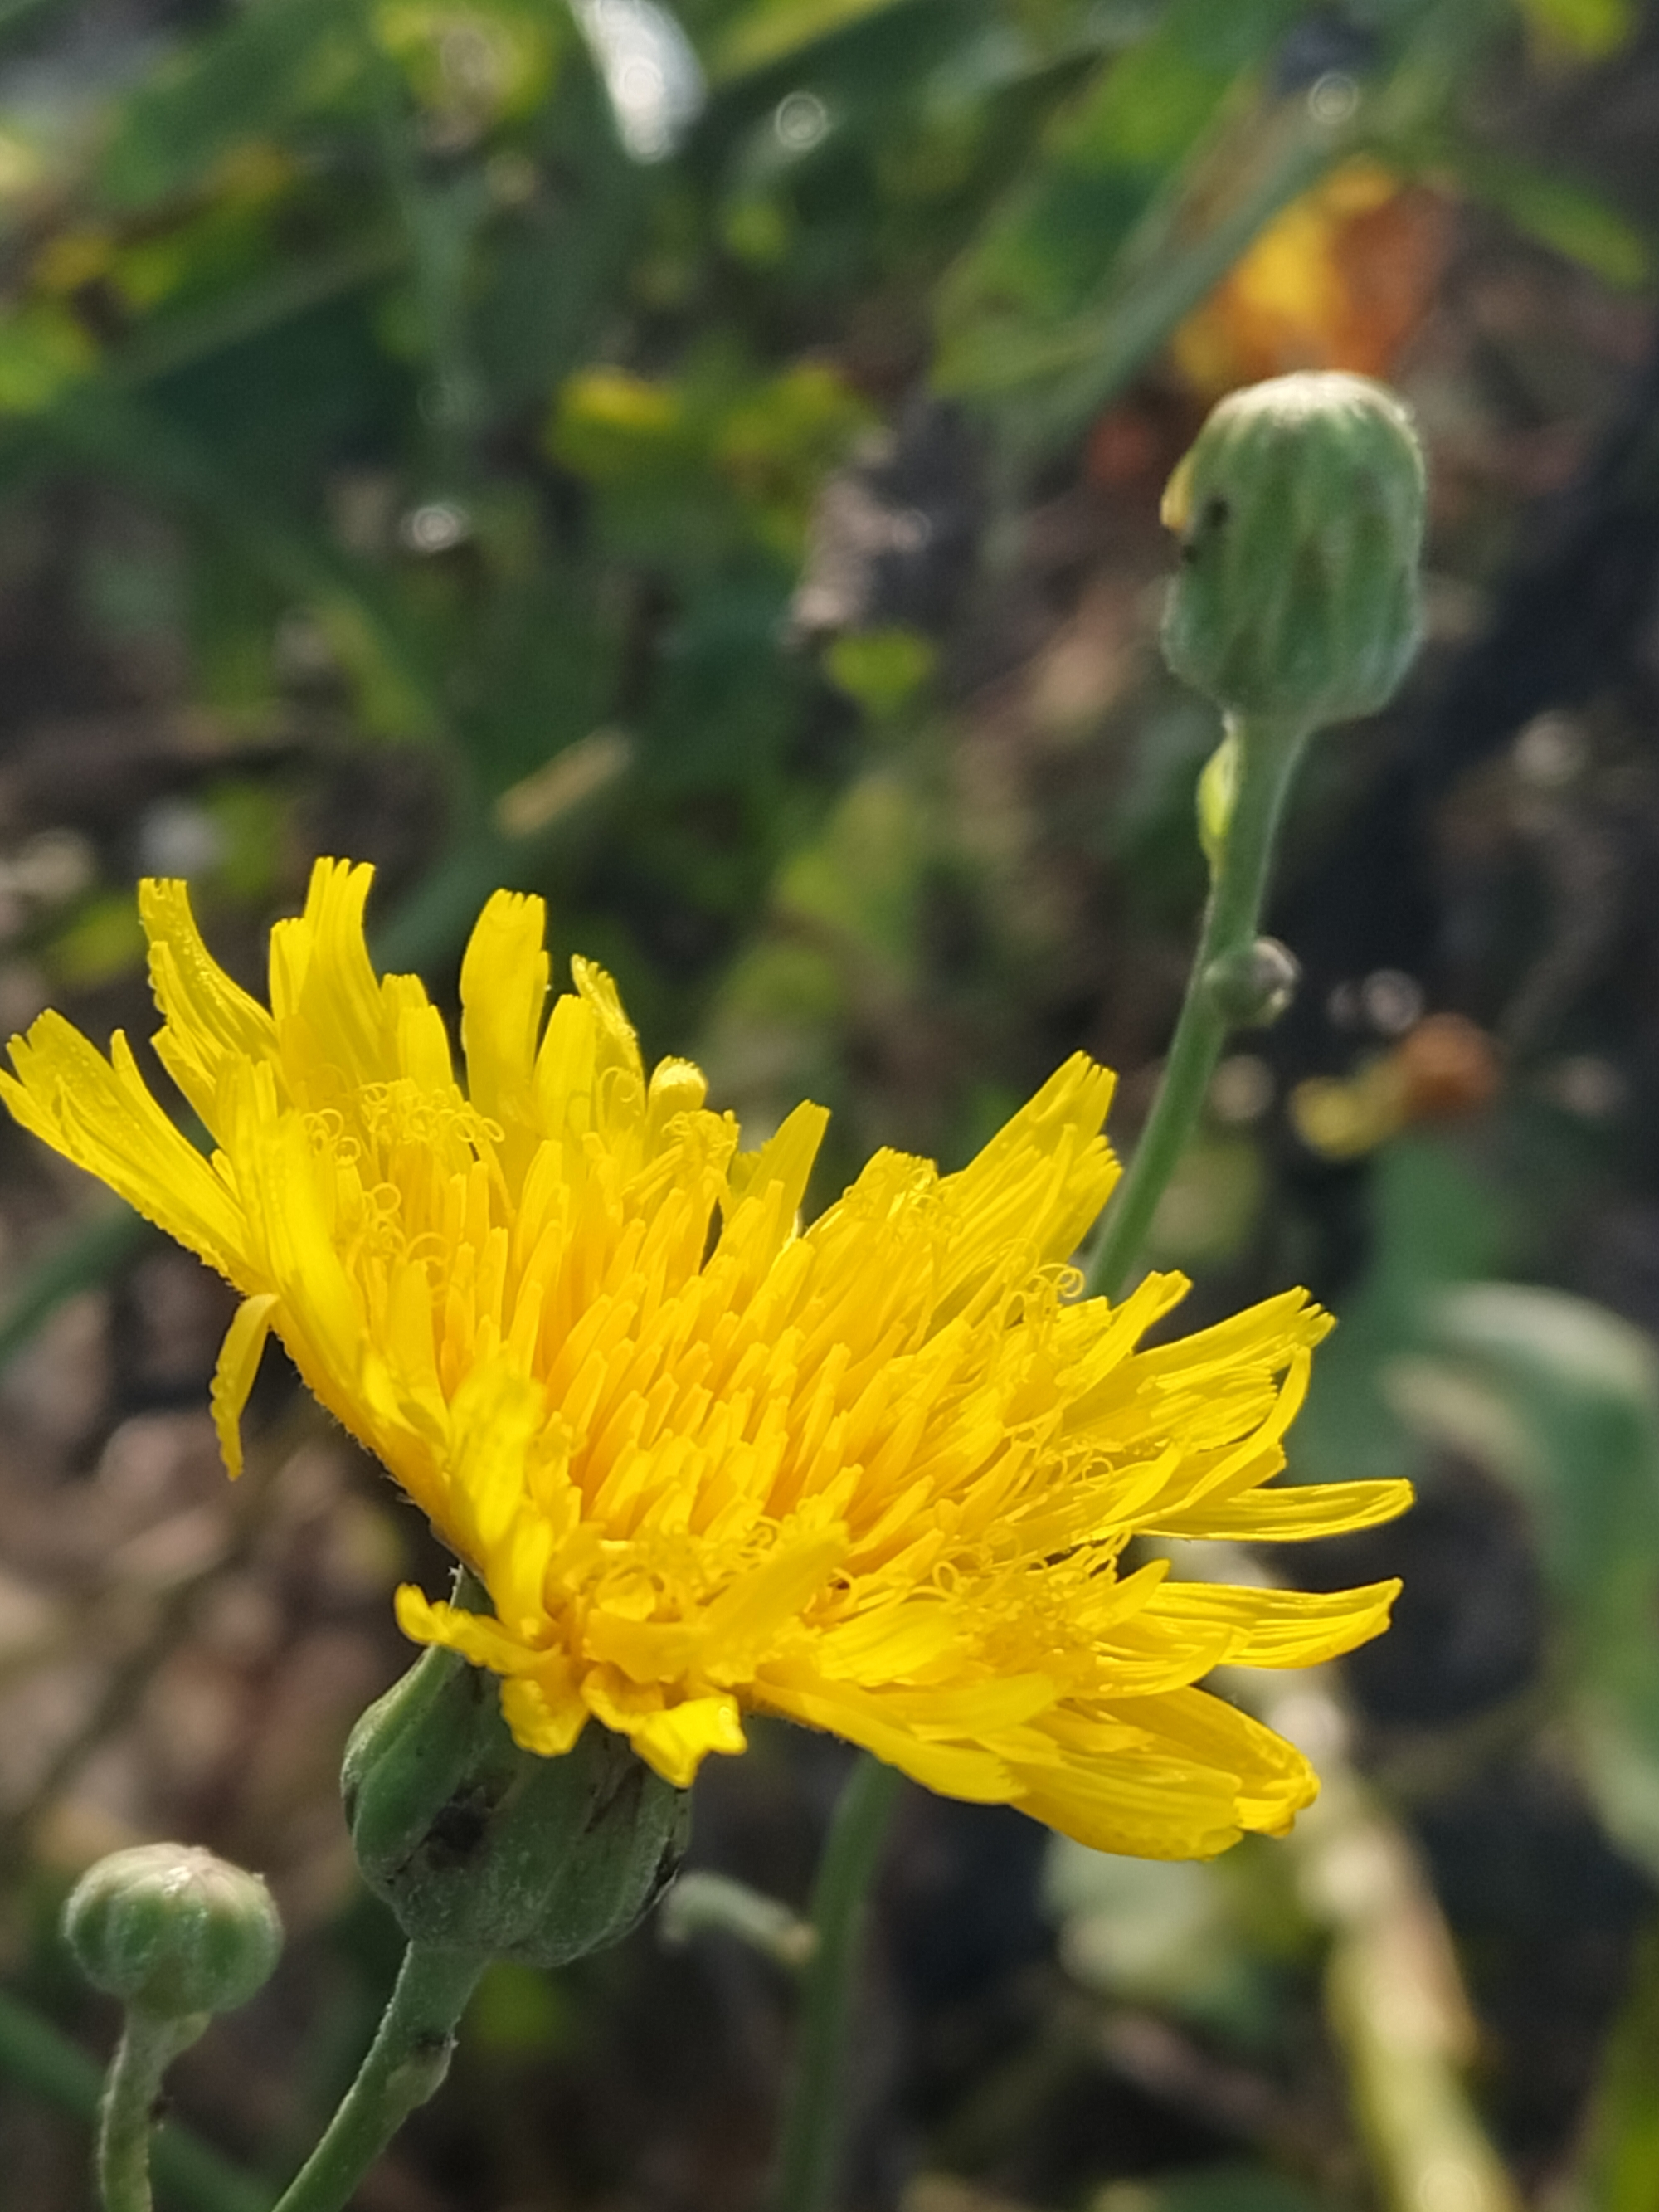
[95,2008,211,2212]
[268,1944,484,2212]
[1084,709,1309,1303]
[768,1755,907,2212]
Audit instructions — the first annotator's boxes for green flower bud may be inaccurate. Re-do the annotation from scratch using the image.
[1204,936,1301,1027]
[343,1642,689,1968]
[64,1844,282,2020]
[1161,371,1427,727]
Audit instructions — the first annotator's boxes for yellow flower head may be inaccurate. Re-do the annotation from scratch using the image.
[1,860,1408,1857]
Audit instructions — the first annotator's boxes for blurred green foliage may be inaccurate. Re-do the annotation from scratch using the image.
[1396,1285,1659,1880]
[0,0,1642,1081]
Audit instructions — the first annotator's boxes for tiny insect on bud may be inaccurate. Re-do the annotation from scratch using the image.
[1161,370,1426,728]
[343,1637,690,1969]
[64,1844,282,2021]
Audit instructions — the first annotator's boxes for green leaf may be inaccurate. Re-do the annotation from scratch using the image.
[46,889,146,988]
[1513,0,1637,60]
[38,385,445,738]
[1452,149,1653,290]
[465,1960,573,2057]
[0,305,96,415]
[1392,1284,1659,1878]
[821,625,936,718]
[0,1211,150,1376]
[1398,1286,1659,1603]
[1577,1921,1659,2212]
[937,0,1306,355]
[1126,2166,1337,2212]
[0,1982,269,2212]
[1047,1848,1248,2020]
[709,0,915,79]
[1288,1138,1514,1488]
[777,768,930,972]
[98,0,363,210]
[472,65,645,406]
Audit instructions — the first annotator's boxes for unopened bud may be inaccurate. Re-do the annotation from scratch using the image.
[1204,937,1301,1027]
[343,1642,689,1968]
[1162,371,1426,727]
[64,1844,282,2020]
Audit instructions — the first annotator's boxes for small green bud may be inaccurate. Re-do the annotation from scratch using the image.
[343,1642,690,1968]
[1161,371,1427,727]
[64,1844,282,2020]
[1204,937,1301,1027]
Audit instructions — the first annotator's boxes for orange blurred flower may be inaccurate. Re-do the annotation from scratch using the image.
[1173,159,1449,401]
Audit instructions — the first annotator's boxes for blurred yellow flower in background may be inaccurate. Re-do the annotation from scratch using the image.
[0,860,1408,1858]
[1175,158,1450,399]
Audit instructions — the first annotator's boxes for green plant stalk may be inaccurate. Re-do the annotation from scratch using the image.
[97,2009,208,2212]
[0,1985,267,2212]
[1579,1914,1659,2212]
[1085,711,1309,1303]
[268,1943,483,2212]
[767,1753,906,2212]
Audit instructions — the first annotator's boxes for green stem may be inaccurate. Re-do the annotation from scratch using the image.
[269,1944,484,2212]
[0,1984,267,2212]
[1085,711,1309,1303]
[768,1752,906,2212]
[97,2010,207,2212]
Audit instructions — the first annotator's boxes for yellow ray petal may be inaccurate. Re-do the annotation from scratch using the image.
[622,1694,747,1789]
[2,1016,246,1277]
[460,889,550,1140]
[1149,1478,1413,1541]
[1145,1576,1402,1668]
[210,1292,278,1479]
[500,1667,589,1756]
[141,877,280,1128]
[934,1054,1119,1316]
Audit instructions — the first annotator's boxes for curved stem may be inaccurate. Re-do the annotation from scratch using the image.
[270,1943,483,2212]
[1084,711,1309,1303]
[97,2008,207,2212]
[768,1752,905,2212]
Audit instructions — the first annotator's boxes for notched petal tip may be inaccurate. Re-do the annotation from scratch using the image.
[625,1694,747,1790]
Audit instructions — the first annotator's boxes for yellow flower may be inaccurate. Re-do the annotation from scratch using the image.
[1,860,1408,1858]
[1171,159,1449,402]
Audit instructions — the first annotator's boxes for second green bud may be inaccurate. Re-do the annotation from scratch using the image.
[64,1844,282,2022]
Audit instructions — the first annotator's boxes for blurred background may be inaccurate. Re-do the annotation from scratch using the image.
[1,0,1658,2206]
